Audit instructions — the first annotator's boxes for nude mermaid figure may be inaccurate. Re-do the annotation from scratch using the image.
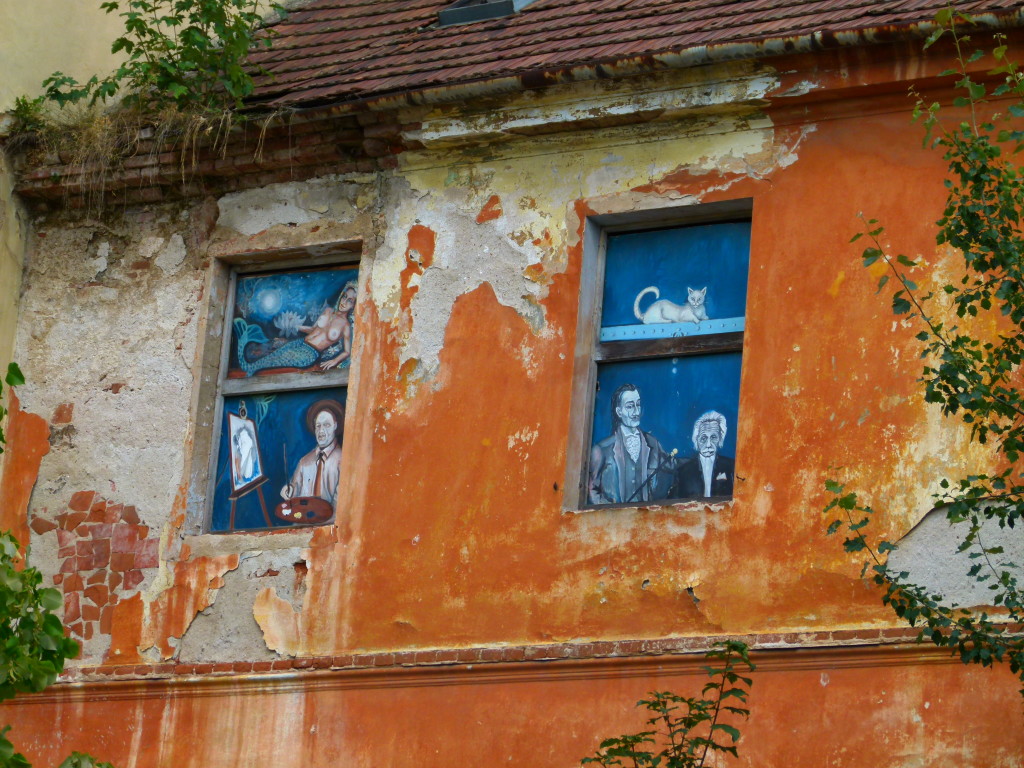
[298,282,358,370]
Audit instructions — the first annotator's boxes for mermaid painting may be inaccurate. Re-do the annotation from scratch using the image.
[231,276,358,378]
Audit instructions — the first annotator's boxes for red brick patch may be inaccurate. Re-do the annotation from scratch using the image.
[51,403,74,424]
[121,506,141,525]
[29,516,57,535]
[64,593,81,623]
[51,491,162,645]
[63,573,84,593]
[123,570,145,591]
[63,511,88,530]
[68,491,95,512]
[84,584,109,605]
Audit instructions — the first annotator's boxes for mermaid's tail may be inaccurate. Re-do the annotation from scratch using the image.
[235,318,319,376]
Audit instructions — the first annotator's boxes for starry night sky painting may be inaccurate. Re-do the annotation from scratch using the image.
[228,266,359,378]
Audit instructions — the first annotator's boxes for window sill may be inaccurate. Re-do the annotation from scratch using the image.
[565,496,734,514]
[183,524,325,559]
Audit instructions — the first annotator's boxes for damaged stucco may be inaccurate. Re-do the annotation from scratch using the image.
[2,49,1012,678]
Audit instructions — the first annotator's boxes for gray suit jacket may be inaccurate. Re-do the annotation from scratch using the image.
[589,428,673,504]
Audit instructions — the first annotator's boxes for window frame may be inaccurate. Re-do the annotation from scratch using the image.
[564,198,753,512]
[198,244,364,534]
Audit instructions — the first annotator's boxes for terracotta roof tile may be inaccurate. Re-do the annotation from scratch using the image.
[248,0,1023,108]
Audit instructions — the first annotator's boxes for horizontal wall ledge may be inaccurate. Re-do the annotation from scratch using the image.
[15,627,1000,705]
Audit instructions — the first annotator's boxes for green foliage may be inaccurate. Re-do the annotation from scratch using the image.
[581,642,754,768]
[0,368,107,768]
[55,755,115,768]
[10,99,47,137]
[0,364,25,459]
[826,7,1024,690]
[40,0,281,114]
[0,531,80,768]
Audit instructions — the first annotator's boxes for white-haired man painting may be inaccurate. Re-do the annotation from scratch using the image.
[672,410,735,498]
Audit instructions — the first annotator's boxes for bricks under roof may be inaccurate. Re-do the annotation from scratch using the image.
[248,0,1024,109]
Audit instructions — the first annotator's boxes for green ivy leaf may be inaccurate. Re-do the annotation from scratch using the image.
[4,363,24,387]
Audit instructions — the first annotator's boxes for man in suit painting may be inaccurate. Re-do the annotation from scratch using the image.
[673,410,735,499]
[588,384,675,505]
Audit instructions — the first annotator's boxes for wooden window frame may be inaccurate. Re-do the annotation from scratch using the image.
[563,198,753,512]
[196,243,363,534]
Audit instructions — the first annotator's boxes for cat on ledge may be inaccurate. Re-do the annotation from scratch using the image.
[633,286,708,325]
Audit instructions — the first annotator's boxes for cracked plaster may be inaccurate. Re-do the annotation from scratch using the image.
[889,507,1024,608]
[178,549,308,662]
[373,115,781,379]
[16,217,203,525]
[216,178,371,236]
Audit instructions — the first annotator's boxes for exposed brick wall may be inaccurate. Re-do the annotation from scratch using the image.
[32,491,159,643]
[13,109,415,209]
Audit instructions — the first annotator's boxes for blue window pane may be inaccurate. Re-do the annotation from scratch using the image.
[601,221,751,329]
[588,354,741,505]
[230,266,359,378]
[212,388,347,531]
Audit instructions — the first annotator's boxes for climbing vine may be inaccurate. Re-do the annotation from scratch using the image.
[826,7,1024,688]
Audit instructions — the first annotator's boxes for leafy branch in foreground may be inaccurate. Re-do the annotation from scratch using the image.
[40,0,282,114]
[0,367,112,768]
[581,641,754,768]
[827,7,1024,689]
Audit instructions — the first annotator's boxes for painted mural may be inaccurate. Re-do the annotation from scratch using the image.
[588,221,750,505]
[227,411,265,493]
[212,389,347,531]
[589,355,741,504]
[600,221,750,329]
[229,266,359,378]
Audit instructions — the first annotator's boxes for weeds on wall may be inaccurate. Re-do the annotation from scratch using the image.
[826,7,1024,689]
[581,641,754,768]
[0,364,111,768]
[41,0,276,113]
[8,0,284,209]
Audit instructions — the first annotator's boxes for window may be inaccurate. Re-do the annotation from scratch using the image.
[206,258,360,532]
[568,201,751,509]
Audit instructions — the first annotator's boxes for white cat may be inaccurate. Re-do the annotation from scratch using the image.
[633,286,708,325]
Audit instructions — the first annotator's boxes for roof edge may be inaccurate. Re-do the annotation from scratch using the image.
[265,9,1024,118]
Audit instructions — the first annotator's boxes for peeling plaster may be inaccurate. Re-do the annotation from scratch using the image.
[16,216,204,521]
[374,113,781,382]
[178,550,308,661]
[216,178,368,236]
[889,507,1024,608]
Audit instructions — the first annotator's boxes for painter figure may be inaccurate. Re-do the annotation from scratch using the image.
[589,384,675,504]
[672,410,735,498]
[281,399,345,507]
[236,280,358,376]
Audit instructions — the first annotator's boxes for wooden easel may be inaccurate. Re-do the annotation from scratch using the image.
[228,476,272,531]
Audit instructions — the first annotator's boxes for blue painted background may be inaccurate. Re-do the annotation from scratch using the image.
[591,353,742,464]
[601,221,751,328]
[229,266,358,375]
[212,387,347,531]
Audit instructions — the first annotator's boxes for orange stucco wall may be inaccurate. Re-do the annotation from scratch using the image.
[3,36,1021,767]
[6,651,1022,767]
